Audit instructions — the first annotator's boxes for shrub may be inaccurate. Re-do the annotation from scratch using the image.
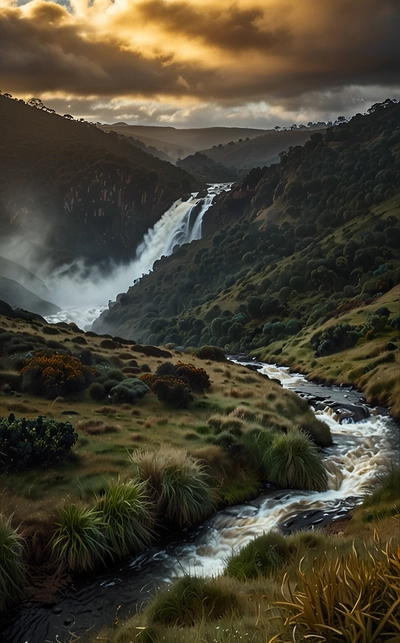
[154,361,211,394]
[311,323,361,356]
[148,575,240,627]
[0,514,25,612]
[132,449,215,528]
[193,345,227,362]
[88,382,106,401]
[51,505,110,572]
[20,350,94,398]
[95,480,154,559]
[110,378,150,404]
[0,414,78,471]
[143,375,192,408]
[266,431,327,491]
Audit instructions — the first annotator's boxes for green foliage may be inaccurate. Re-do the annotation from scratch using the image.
[132,449,215,528]
[110,378,150,404]
[0,514,25,612]
[88,381,107,401]
[20,350,94,398]
[142,374,193,408]
[51,504,111,572]
[148,575,240,627]
[266,431,328,491]
[0,414,78,471]
[193,346,227,362]
[311,323,361,356]
[225,530,290,580]
[95,480,154,559]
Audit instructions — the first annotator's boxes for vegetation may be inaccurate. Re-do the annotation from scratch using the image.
[132,448,216,528]
[94,480,154,559]
[93,99,400,416]
[51,504,110,572]
[20,350,94,398]
[0,514,25,612]
[0,413,77,471]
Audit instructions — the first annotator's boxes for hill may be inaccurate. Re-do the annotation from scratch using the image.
[93,99,400,415]
[0,95,199,272]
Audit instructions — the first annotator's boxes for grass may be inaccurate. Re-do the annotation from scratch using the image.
[51,504,111,572]
[266,429,328,491]
[132,448,216,528]
[0,514,25,611]
[94,479,154,559]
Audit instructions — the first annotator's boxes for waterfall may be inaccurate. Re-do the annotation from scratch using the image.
[44,184,230,328]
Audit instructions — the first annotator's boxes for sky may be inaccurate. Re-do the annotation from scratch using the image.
[1,0,400,128]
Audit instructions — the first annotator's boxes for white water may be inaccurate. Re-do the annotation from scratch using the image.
[155,367,398,579]
[44,183,231,328]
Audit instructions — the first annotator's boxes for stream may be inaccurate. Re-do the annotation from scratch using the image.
[2,362,399,643]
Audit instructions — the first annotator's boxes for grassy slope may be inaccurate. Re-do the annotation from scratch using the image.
[0,313,321,528]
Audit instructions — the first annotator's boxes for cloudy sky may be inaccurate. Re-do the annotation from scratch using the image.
[1,0,399,127]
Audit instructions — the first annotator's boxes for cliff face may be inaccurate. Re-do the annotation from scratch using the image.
[0,95,199,269]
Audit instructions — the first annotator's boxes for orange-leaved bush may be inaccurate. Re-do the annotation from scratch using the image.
[20,350,95,398]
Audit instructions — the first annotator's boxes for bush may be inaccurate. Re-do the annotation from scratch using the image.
[110,378,149,404]
[154,361,211,394]
[95,480,154,559]
[311,323,361,356]
[51,505,110,572]
[0,414,78,471]
[132,449,215,528]
[143,375,192,408]
[20,350,94,398]
[88,382,106,401]
[0,514,25,612]
[193,345,227,362]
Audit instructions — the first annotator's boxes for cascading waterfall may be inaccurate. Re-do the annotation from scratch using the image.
[44,184,230,328]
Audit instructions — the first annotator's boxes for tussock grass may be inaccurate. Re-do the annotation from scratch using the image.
[0,514,25,611]
[132,448,216,528]
[147,575,242,627]
[95,480,154,559]
[51,504,110,572]
[267,430,328,491]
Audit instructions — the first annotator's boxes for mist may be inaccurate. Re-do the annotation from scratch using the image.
[0,186,227,328]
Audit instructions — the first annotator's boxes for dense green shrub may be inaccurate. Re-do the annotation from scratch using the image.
[311,323,361,356]
[0,514,25,612]
[193,345,227,362]
[0,414,78,471]
[142,374,193,408]
[20,350,94,398]
[110,378,149,404]
[88,382,106,401]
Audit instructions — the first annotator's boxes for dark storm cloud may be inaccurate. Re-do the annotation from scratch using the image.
[135,0,289,52]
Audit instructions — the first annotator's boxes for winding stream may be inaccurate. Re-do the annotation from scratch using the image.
[2,363,398,643]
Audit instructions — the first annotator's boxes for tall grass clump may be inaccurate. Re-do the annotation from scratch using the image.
[0,514,26,611]
[272,533,400,642]
[51,504,111,572]
[95,480,154,559]
[147,575,240,627]
[225,530,290,580]
[132,449,215,528]
[267,430,328,491]
[241,428,277,478]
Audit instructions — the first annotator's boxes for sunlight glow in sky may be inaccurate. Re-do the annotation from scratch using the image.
[1,0,399,126]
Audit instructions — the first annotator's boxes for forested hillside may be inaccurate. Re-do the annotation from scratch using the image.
[0,95,199,269]
[93,100,400,411]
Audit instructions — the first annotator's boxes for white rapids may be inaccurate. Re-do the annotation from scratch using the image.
[156,366,398,579]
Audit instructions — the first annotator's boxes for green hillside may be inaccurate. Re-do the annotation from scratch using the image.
[0,95,199,270]
[93,99,400,414]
